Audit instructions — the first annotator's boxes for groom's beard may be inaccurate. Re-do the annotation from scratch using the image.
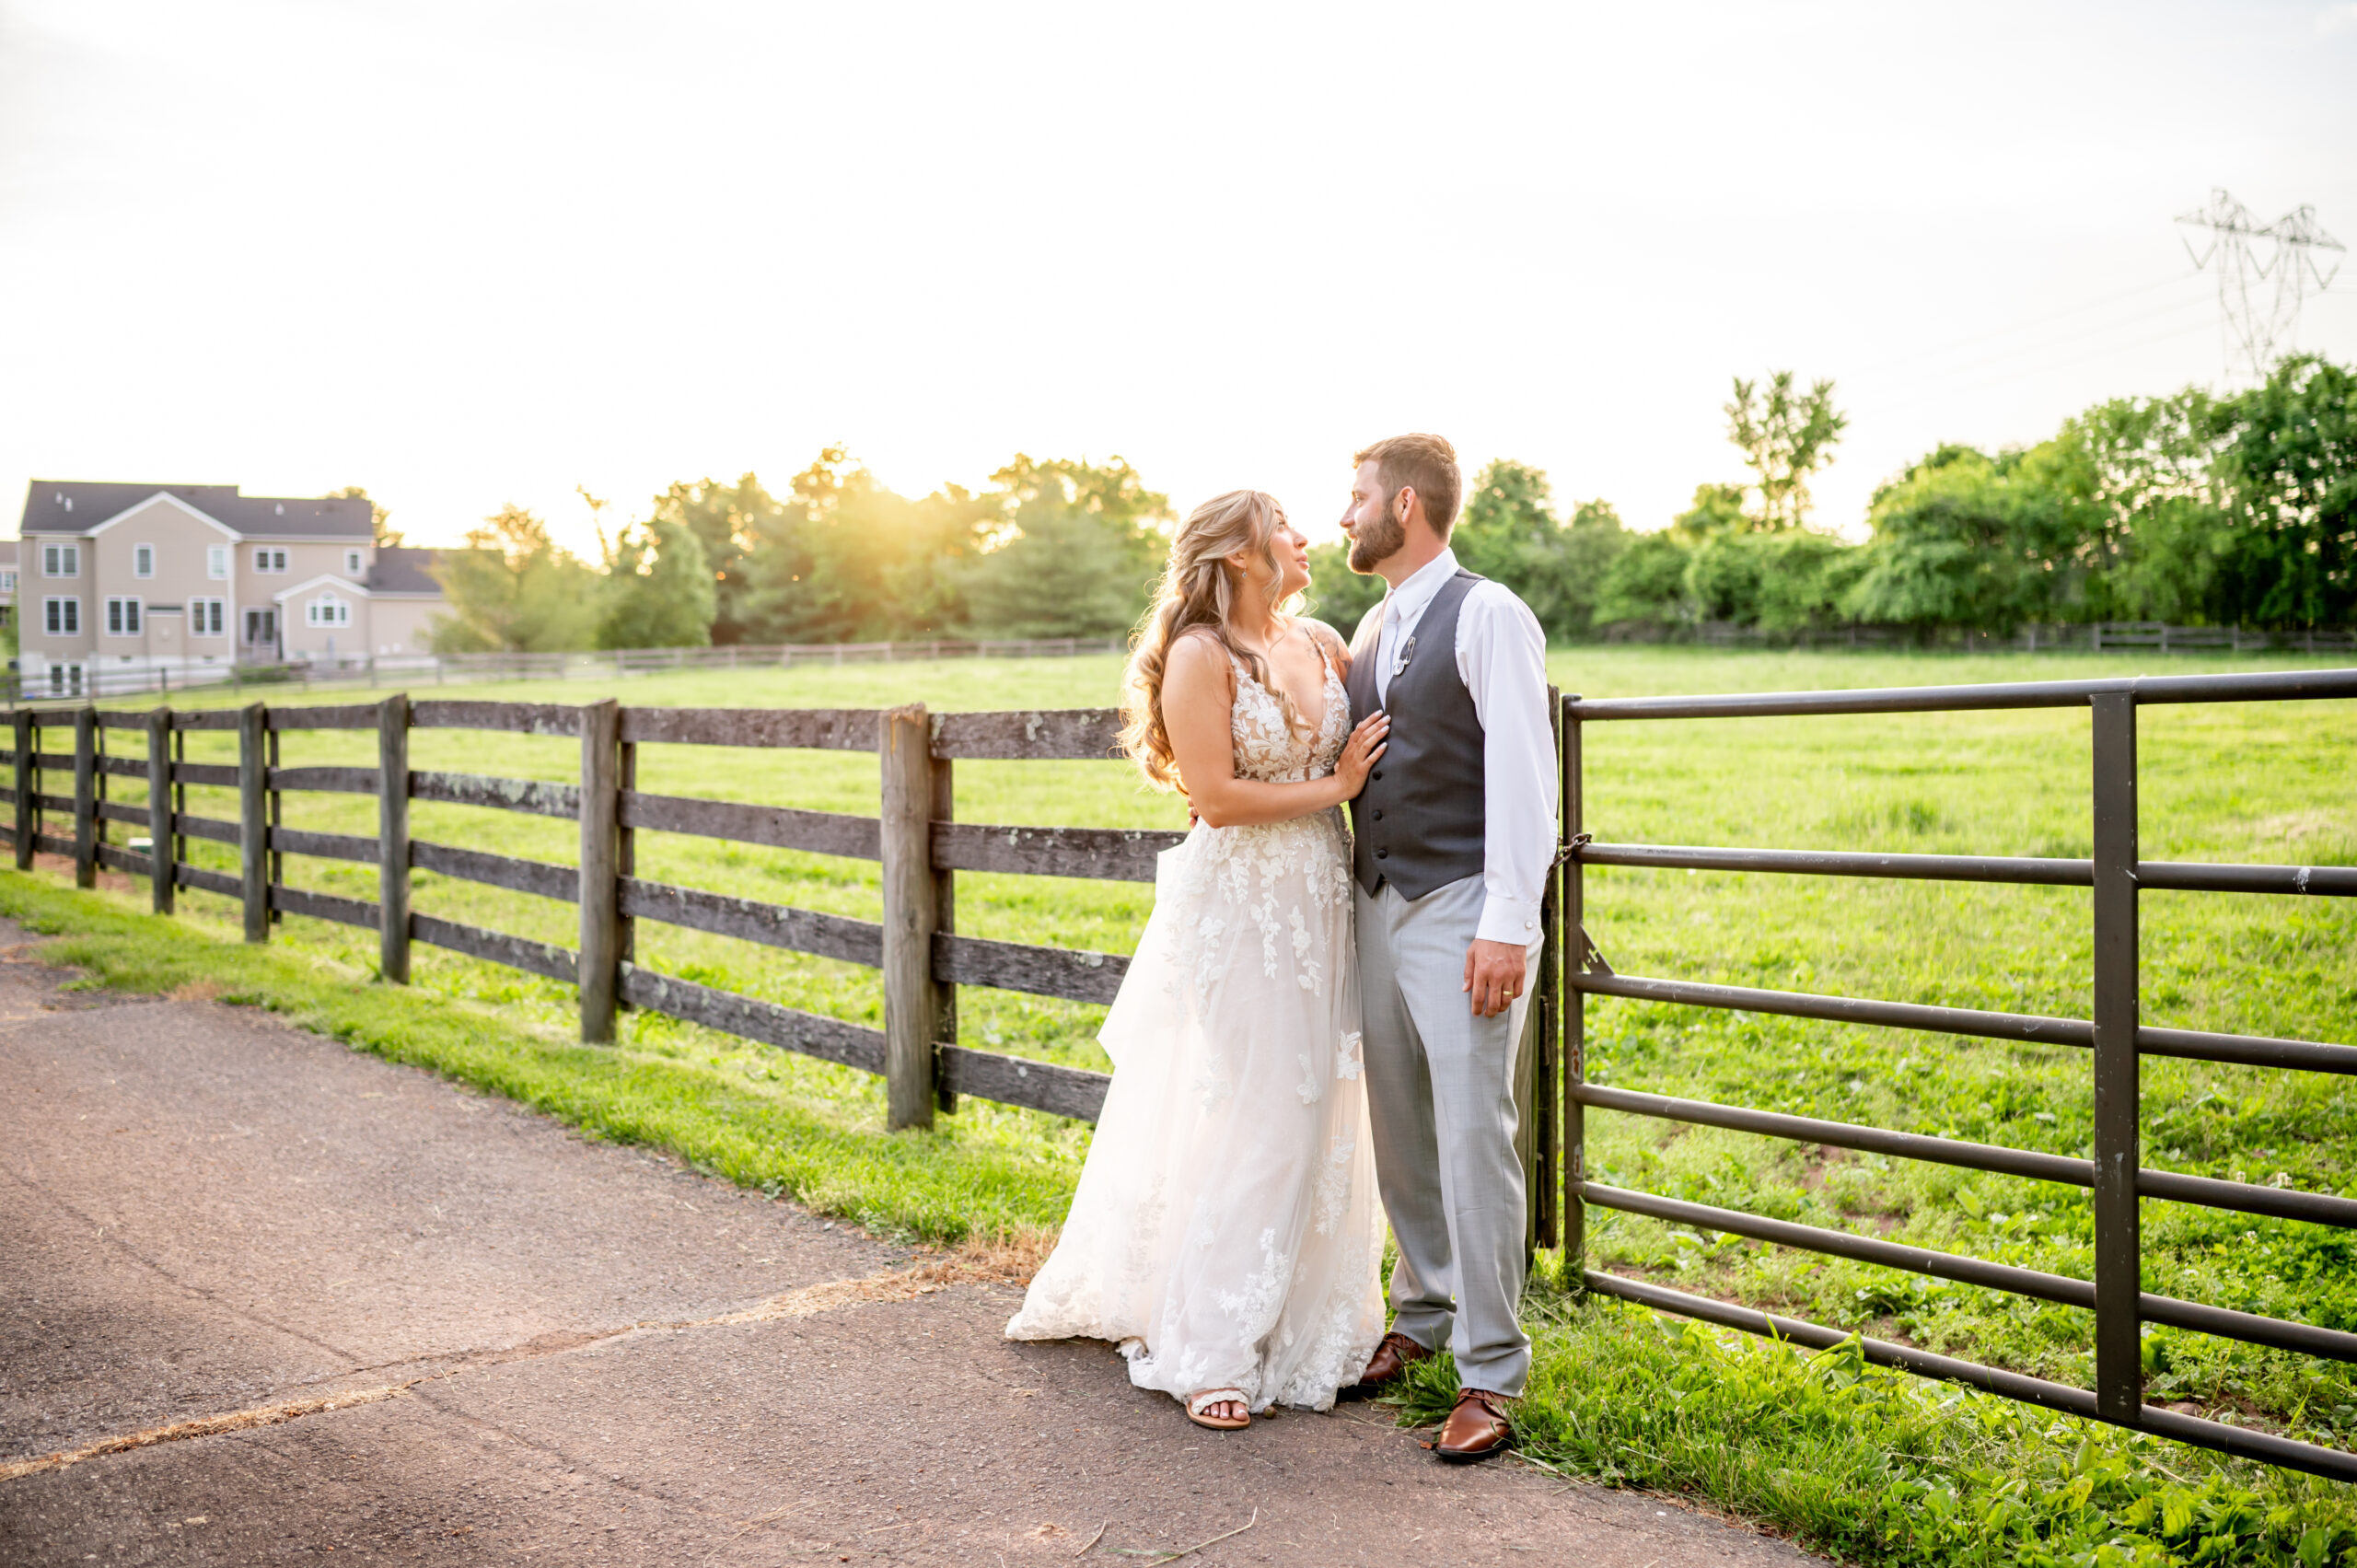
[1346,508,1405,575]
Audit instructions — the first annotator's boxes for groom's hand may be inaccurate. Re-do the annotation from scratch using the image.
[1462,939,1527,1018]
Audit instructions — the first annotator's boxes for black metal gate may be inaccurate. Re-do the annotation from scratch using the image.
[1553,667,2357,1482]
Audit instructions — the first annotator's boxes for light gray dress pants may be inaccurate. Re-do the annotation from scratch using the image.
[1355,873,1539,1398]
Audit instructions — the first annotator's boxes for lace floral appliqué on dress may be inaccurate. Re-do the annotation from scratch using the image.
[1004,636,1386,1412]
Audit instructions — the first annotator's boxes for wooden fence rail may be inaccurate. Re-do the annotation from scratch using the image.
[0,695,1225,1128]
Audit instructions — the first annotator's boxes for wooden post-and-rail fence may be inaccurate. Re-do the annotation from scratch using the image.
[1,696,1560,1144]
[15,671,2357,1484]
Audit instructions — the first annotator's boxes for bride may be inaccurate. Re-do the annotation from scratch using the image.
[1005,489,1392,1431]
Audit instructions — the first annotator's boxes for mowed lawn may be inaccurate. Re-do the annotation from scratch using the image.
[32,645,2357,1442]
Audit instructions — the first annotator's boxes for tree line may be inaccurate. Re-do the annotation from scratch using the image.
[427,354,2354,654]
[426,450,1171,654]
[1313,354,2355,641]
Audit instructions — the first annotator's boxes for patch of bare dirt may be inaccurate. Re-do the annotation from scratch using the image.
[29,853,134,895]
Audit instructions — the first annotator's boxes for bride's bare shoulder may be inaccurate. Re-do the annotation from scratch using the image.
[1164,629,1237,691]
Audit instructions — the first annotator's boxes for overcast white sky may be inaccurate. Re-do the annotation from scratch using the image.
[3,0,2353,555]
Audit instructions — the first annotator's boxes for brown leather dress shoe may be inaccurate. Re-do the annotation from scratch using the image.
[1345,1330,1433,1398]
[1434,1388,1515,1462]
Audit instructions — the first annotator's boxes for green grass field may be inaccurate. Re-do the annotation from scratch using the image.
[13,644,2357,1564]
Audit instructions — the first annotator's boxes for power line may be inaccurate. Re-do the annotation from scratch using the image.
[1901,292,2216,385]
[1898,273,2207,366]
[1946,315,2219,401]
[1852,273,2210,380]
[1864,313,2222,417]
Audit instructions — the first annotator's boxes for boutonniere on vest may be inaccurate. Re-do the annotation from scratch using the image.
[1391,633,1416,679]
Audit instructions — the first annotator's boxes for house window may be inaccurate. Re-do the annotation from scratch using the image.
[51,665,85,696]
[106,597,144,636]
[254,547,288,574]
[134,544,156,577]
[0,569,15,590]
[43,597,81,635]
[191,598,226,636]
[244,609,278,646]
[42,543,80,577]
[207,546,228,579]
[306,594,351,627]
[345,549,363,575]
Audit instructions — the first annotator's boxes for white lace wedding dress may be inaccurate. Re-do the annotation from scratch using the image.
[1004,645,1387,1412]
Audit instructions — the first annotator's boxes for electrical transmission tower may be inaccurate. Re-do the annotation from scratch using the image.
[2177,188,2345,380]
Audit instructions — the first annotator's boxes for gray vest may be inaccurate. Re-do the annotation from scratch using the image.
[1345,570,1486,900]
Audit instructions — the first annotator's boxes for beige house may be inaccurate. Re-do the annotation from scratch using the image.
[15,482,447,697]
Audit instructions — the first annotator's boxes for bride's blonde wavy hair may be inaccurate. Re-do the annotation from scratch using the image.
[1120,489,1302,793]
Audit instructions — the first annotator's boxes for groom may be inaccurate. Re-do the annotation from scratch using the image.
[1337,434,1557,1462]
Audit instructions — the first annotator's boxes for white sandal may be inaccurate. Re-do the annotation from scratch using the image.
[1185,1388,1251,1431]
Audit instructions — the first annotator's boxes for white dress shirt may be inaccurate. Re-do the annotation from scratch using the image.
[1359,547,1559,947]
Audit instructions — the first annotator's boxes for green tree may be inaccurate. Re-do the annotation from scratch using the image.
[1724,372,1848,529]
[1701,354,2357,638]
[728,448,998,644]
[1684,531,1765,623]
[1305,540,1386,637]
[1596,476,1800,637]
[958,456,1171,638]
[2028,358,2351,630]
[1754,532,1869,634]
[1683,528,1866,635]
[597,513,716,649]
[2051,394,2232,623]
[426,505,599,653]
[2212,354,2357,628]
[1454,459,1631,641]
[1843,445,2082,633]
[1546,499,1635,641]
[643,474,789,645]
[1594,531,1694,632]
[1668,482,1747,545]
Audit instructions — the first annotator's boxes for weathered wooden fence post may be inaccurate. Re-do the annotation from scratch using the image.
[13,711,35,871]
[0,718,13,863]
[170,720,187,886]
[238,703,270,942]
[616,733,636,977]
[1562,692,1586,1286]
[377,693,410,983]
[930,734,958,1115]
[265,714,283,924]
[878,703,938,1131]
[146,708,173,913]
[577,698,621,1043]
[73,707,98,889]
[2090,692,2142,1424]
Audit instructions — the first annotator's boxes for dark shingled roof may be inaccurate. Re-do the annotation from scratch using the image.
[365,548,444,595]
[19,482,373,539]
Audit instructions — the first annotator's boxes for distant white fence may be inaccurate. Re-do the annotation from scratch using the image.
[1661,621,2357,654]
[6,636,1129,709]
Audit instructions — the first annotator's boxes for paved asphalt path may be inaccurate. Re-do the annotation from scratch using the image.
[0,918,1822,1566]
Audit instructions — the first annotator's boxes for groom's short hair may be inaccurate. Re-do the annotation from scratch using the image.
[1354,434,1462,537]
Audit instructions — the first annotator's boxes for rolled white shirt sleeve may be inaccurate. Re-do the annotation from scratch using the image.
[1456,584,1559,947]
